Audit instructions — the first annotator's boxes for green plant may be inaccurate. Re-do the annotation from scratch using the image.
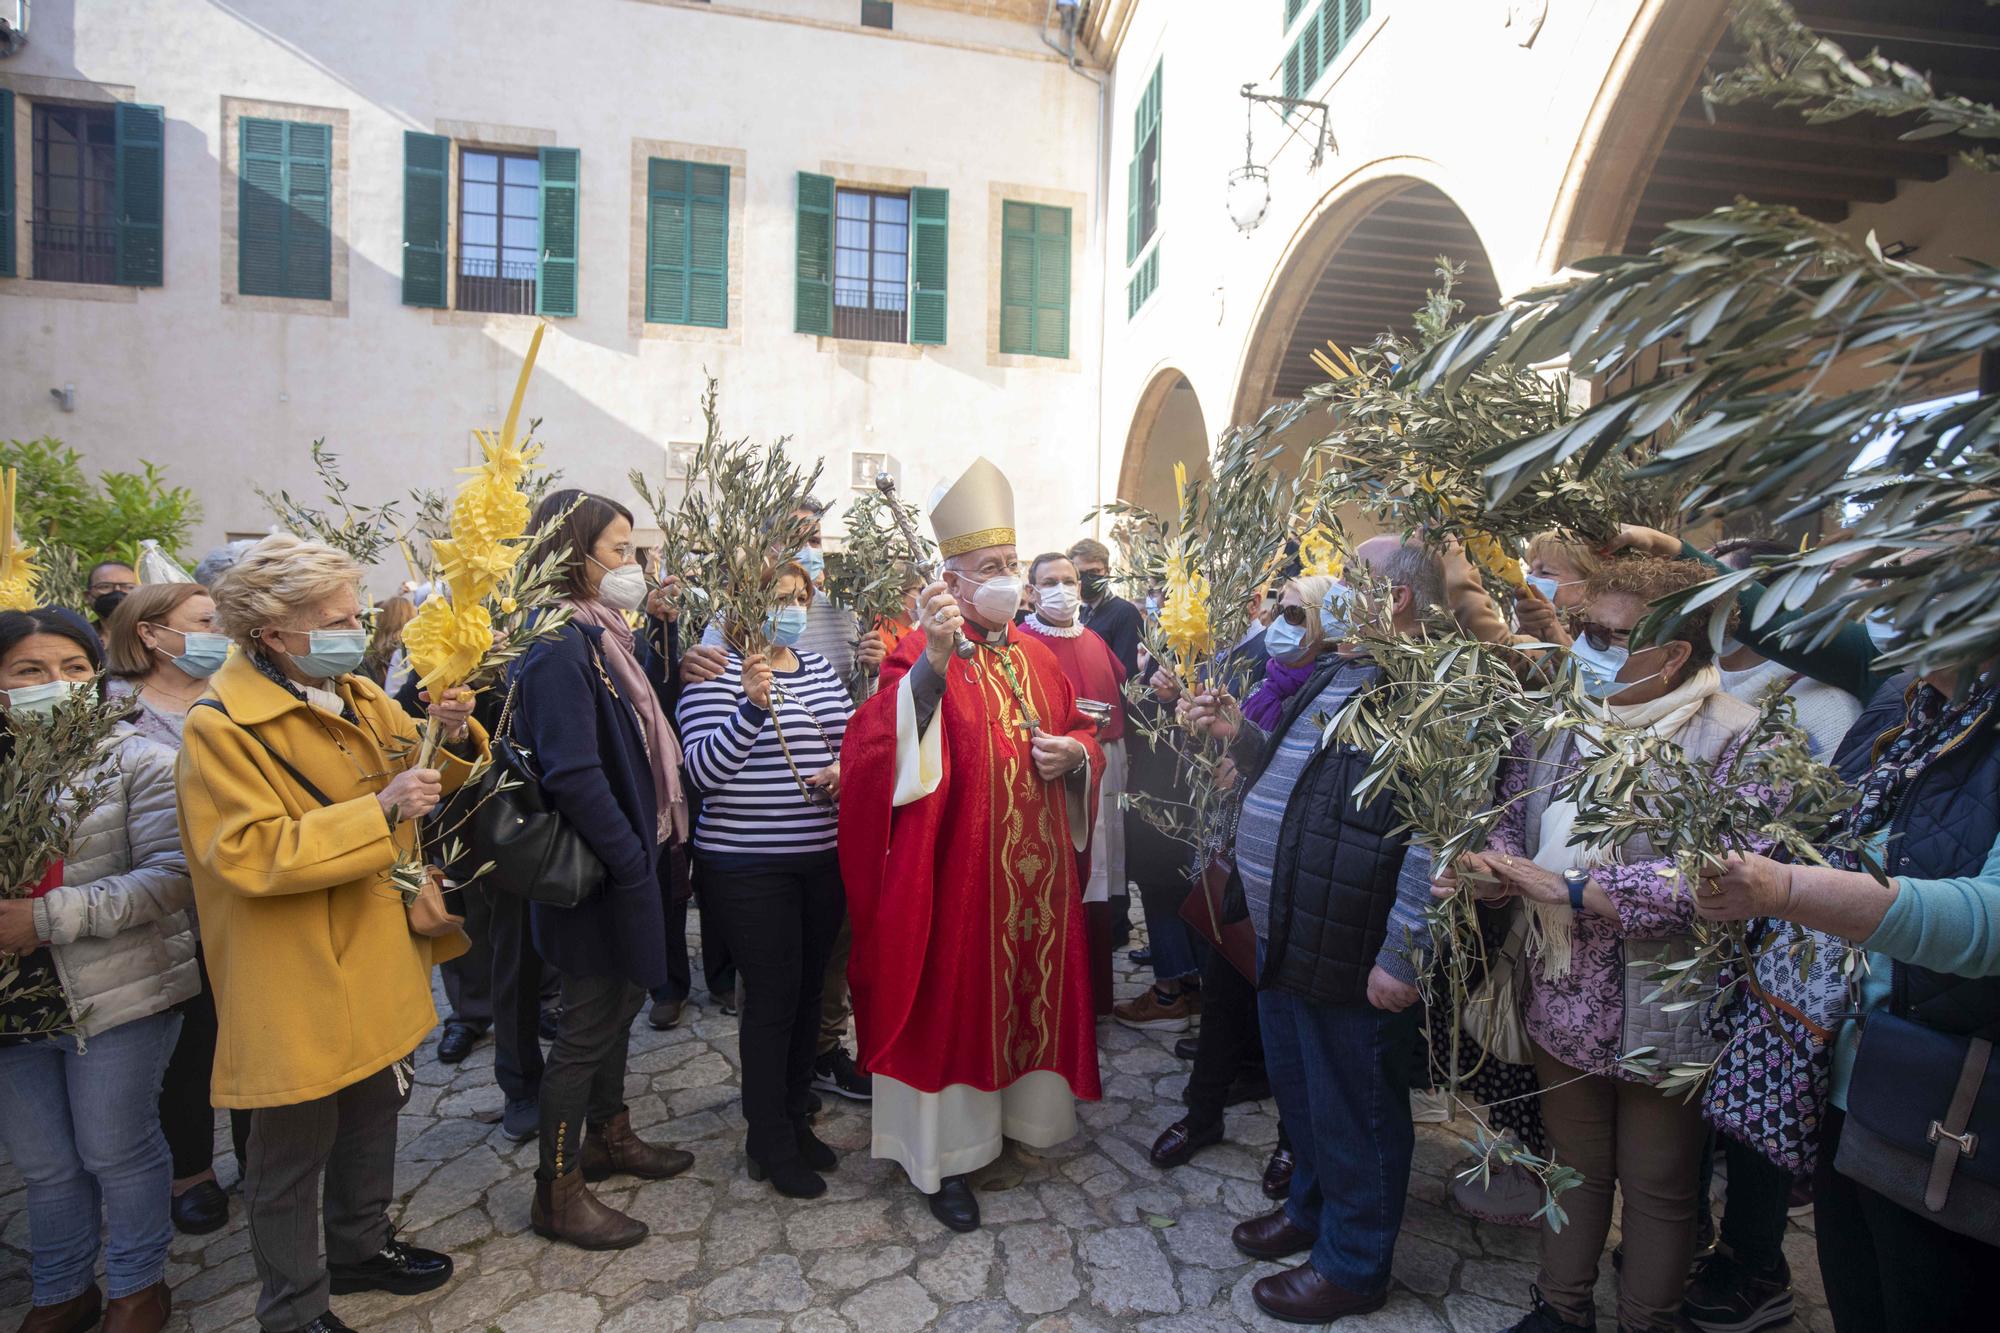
[0,437,200,571]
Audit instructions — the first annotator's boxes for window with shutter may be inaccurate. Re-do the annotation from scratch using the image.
[1127,60,1162,266]
[0,90,12,278]
[238,116,331,300]
[112,103,165,286]
[402,131,449,308]
[795,171,834,335]
[1000,200,1069,359]
[646,158,729,328]
[908,186,947,346]
[459,148,540,314]
[536,145,579,318]
[1284,0,1372,106]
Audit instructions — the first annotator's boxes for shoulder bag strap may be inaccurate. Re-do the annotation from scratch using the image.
[190,698,335,809]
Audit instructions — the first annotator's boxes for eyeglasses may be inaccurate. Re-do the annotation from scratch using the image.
[1575,620,1633,652]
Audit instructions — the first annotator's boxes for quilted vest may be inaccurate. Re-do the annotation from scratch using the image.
[1517,690,1762,1075]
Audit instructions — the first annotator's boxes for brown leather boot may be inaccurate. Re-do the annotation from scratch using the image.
[581,1108,694,1182]
[17,1285,102,1333]
[102,1281,171,1333]
[531,1168,648,1251]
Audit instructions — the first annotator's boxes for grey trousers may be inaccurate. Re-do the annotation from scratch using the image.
[244,1062,409,1331]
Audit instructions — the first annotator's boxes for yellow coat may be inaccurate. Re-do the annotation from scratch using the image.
[176,653,483,1109]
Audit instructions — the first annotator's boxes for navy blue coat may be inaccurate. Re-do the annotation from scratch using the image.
[507,622,671,989]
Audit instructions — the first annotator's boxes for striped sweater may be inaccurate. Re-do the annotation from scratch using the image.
[675,649,852,858]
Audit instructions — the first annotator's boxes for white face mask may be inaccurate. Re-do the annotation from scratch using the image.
[958,572,1025,625]
[591,557,649,613]
[1037,583,1082,622]
[3,678,93,721]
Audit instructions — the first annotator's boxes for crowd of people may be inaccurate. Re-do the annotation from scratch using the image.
[1,454,1994,1333]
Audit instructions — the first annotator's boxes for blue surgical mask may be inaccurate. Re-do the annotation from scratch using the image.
[765,605,810,648]
[1864,611,1897,650]
[796,546,826,583]
[1321,581,1356,641]
[153,625,230,679]
[3,678,92,721]
[1526,574,1562,603]
[275,628,369,681]
[1567,637,1664,701]
[1263,618,1307,663]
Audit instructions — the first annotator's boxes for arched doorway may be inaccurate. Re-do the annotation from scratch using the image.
[1118,367,1210,517]
[1231,176,1504,445]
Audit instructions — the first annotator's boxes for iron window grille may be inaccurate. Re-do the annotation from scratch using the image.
[31,103,117,285]
[458,148,540,314]
[833,188,910,343]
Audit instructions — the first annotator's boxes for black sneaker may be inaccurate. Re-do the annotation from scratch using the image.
[1684,1251,1794,1333]
[813,1046,873,1101]
[327,1236,454,1296]
[1502,1285,1595,1332]
[501,1096,539,1143]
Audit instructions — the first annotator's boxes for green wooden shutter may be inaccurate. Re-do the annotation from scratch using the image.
[687,162,729,328]
[794,171,834,336]
[283,122,331,299]
[237,117,289,296]
[112,102,166,287]
[1125,154,1139,264]
[0,90,14,278]
[536,145,579,317]
[1033,205,1070,358]
[402,131,448,308]
[1000,201,1035,355]
[1128,61,1162,264]
[908,186,948,346]
[645,158,688,324]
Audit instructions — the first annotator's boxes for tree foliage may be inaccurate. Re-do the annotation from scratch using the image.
[0,437,200,573]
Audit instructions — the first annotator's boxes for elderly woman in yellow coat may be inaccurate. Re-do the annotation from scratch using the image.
[176,535,485,1333]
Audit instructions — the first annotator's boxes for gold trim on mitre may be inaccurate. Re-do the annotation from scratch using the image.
[930,457,1016,559]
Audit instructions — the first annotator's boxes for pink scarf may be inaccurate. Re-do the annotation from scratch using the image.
[566,599,688,845]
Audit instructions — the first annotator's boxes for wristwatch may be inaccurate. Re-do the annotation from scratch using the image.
[1563,868,1590,912]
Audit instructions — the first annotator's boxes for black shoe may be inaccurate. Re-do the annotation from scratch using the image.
[538,1007,560,1041]
[436,1021,482,1064]
[928,1175,980,1232]
[1503,1284,1596,1332]
[805,1090,824,1117]
[299,1317,357,1333]
[502,1096,539,1143]
[1127,946,1153,967]
[813,1046,873,1101]
[1684,1251,1794,1333]
[795,1123,839,1172]
[748,1153,827,1199]
[1225,1074,1273,1106]
[1173,1036,1200,1061]
[171,1179,229,1234]
[648,997,683,1030]
[326,1237,454,1296]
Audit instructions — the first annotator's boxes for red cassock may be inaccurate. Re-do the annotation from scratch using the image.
[839,625,1105,1099]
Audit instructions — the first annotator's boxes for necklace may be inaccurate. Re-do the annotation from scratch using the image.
[977,638,1041,734]
[139,675,206,712]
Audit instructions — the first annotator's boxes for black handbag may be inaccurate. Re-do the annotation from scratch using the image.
[464,679,606,910]
[1835,1010,1999,1243]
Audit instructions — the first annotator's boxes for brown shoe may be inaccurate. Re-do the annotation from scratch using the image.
[1251,1261,1386,1324]
[102,1282,170,1333]
[1262,1145,1296,1200]
[1232,1207,1316,1261]
[17,1286,102,1333]
[582,1107,694,1182]
[531,1167,648,1251]
[1113,986,1191,1032]
[1149,1117,1223,1169]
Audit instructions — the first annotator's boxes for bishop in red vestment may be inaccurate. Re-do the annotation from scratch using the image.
[839,458,1104,1233]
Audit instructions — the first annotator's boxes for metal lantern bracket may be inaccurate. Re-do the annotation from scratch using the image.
[1239,82,1335,172]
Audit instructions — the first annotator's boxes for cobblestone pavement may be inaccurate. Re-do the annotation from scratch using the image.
[1,911,1831,1332]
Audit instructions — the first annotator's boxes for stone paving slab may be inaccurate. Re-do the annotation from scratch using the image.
[0,909,1832,1331]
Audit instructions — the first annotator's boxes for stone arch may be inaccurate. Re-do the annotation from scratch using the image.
[1117,366,1211,517]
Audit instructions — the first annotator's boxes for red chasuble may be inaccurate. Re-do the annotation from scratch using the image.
[839,625,1105,1098]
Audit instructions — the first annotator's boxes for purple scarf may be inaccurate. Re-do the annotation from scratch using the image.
[566,598,688,845]
[1242,655,1318,731]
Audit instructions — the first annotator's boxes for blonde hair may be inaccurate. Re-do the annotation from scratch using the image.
[1526,530,1604,581]
[211,534,362,650]
[103,582,210,679]
[1289,573,1337,611]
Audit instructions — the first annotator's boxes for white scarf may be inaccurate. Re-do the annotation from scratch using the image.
[1527,666,1721,977]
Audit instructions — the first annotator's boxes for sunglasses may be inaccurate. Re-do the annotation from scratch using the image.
[1277,605,1313,627]
[1574,620,1633,653]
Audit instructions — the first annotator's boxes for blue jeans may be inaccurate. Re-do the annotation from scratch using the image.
[1135,881,1203,982]
[1257,983,1419,1293]
[0,1010,181,1304]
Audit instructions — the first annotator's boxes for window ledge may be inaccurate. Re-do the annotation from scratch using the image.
[815,335,924,359]
[429,309,558,330]
[638,320,741,344]
[0,277,139,304]
[224,290,347,317]
[988,349,1080,372]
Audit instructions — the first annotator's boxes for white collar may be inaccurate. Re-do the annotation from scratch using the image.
[1024,614,1085,639]
[301,683,346,716]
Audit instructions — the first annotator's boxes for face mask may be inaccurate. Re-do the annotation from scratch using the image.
[960,573,1025,625]
[1321,581,1356,641]
[765,605,810,648]
[1568,637,1659,701]
[1263,618,1309,663]
[92,590,129,623]
[591,558,649,613]
[1718,636,1744,659]
[153,626,230,679]
[271,628,369,680]
[795,546,826,583]
[1864,611,1897,650]
[1081,573,1109,602]
[1037,583,1082,622]
[1526,574,1561,603]
[3,678,92,720]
